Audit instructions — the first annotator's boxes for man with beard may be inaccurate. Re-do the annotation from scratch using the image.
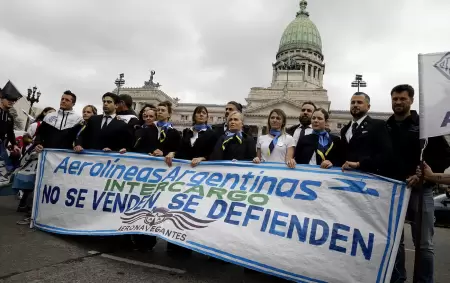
[212,101,250,136]
[74,93,132,153]
[340,92,393,176]
[387,84,450,283]
[287,101,316,144]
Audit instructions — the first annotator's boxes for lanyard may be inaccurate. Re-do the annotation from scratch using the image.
[316,142,334,162]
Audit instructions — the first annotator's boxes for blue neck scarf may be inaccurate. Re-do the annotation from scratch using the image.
[157,121,172,142]
[268,129,281,155]
[314,130,330,149]
[193,124,211,132]
[222,131,243,150]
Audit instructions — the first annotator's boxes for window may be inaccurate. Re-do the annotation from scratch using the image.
[132,102,136,110]
[209,116,213,122]
[308,65,311,76]
[181,115,189,121]
[337,123,343,129]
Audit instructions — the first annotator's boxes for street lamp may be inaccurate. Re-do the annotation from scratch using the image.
[282,56,296,95]
[115,73,125,95]
[25,86,42,131]
[351,74,367,92]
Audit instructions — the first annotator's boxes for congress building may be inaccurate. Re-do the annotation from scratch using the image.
[115,0,390,135]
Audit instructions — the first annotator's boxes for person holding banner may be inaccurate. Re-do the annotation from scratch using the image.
[133,108,159,154]
[340,92,394,176]
[294,108,343,168]
[286,101,316,144]
[153,101,181,167]
[386,84,450,283]
[210,111,256,161]
[74,92,132,153]
[253,108,296,168]
[34,90,83,151]
[177,106,217,168]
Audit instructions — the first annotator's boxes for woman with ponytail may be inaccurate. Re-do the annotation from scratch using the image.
[294,108,343,168]
[253,109,296,168]
[177,106,218,167]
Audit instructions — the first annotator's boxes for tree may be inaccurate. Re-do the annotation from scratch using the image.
[9,107,24,130]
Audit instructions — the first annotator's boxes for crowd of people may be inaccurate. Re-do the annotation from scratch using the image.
[1,81,449,283]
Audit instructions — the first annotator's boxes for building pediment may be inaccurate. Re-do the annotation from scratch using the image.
[245,97,304,117]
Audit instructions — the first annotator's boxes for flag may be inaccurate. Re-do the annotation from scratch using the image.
[418,52,450,138]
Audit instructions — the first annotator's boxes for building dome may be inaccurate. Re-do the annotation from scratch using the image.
[278,1,322,55]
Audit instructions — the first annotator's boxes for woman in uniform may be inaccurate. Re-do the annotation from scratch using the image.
[252,109,296,168]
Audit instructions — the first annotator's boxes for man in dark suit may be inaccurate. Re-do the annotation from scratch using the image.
[340,92,393,176]
[286,101,317,144]
[74,92,132,153]
[212,101,251,136]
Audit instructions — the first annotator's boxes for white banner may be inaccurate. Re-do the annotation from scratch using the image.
[32,149,409,283]
[418,52,450,138]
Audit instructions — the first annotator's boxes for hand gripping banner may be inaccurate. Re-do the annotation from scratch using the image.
[32,149,409,283]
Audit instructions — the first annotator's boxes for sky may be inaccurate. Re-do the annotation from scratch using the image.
[1,0,450,114]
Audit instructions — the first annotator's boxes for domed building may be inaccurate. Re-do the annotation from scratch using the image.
[118,0,390,135]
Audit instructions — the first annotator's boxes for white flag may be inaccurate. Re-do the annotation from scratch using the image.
[418,52,450,138]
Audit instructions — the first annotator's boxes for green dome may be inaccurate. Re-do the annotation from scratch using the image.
[278,1,322,55]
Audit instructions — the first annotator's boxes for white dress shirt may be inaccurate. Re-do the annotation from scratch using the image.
[293,124,313,144]
[101,113,116,128]
[345,115,367,143]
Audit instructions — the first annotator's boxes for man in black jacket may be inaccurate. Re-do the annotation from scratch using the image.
[74,93,132,153]
[117,94,140,128]
[387,84,450,283]
[0,81,21,158]
[286,101,316,144]
[340,92,394,176]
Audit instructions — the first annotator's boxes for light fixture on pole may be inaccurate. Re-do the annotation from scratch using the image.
[115,73,125,95]
[25,86,41,131]
[351,74,367,92]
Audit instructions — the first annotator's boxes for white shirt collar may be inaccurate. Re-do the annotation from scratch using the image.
[352,115,367,126]
[104,113,116,119]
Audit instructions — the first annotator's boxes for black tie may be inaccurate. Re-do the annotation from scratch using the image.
[299,125,308,139]
[102,116,111,129]
[352,122,358,135]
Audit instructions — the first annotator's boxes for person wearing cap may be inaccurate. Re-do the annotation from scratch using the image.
[0,81,22,160]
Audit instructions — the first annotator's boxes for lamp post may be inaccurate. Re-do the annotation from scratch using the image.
[25,86,41,131]
[351,74,367,92]
[282,56,296,95]
[115,73,125,96]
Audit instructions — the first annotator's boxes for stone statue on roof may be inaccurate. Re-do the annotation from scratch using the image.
[144,70,161,88]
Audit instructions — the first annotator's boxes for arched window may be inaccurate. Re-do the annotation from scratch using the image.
[308,65,312,77]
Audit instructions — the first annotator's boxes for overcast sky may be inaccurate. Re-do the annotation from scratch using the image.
[1,0,450,114]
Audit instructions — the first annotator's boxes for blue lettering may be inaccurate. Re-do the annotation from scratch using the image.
[92,191,106,210]
[351,229,374,261]
[309,219,329,246]
[287,215,309,242]
[205,173,223,187]
[53,157,70,174]
[255,176,277,194]
[102,192,115,212]
[133,195,151,211]
[224,202,246,225]
[65,188,77,206]
[161,166,180,182]
[240,172,254,191]
[123,166,139,181]
[168,194,188,210]
[269,211,289,237]
[126,195,141,211]
[275,178,298,197]
[294,180,319,201]
[441,111,450,127]
[188,172,209,186]
[90,163,104,177]
[112,193,129,213]
[260,209,272,232]
[207,199,227,219]
[330,223,350,253]
[136,167,153,182]
[182,195,203,214]
[68,161,81,175]
[242,205,264,226]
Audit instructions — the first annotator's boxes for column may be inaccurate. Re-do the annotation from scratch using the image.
[257,126,262,137]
